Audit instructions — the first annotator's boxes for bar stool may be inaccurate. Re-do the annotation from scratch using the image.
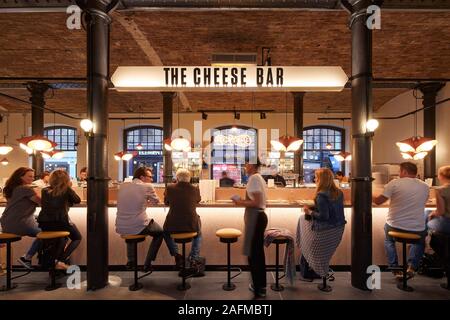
[270,236,289,291]
[37,231,70,291]
[120,234,150,291]
[0,233,21,291]
[388,230,421,292]
[171,232,197,291]
[216,228,242,291]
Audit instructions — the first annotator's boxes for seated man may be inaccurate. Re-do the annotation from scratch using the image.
[219,171,235,187]
[32,171,50,188]
[373,162,429,278]
[116,167,180,272]
[164,169,203,270]
[335,171,348,183]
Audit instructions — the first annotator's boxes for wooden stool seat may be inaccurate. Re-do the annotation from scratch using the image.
[216,228,242,239]
[37,231,70,240]
[388,231,421,242]
[121,234,147,243]
[171,232,198,241]
[0,233,21,243]
[273,236,289,244]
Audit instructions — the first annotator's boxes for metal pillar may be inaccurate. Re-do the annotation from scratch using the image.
[162,92,175,184]
[77,0,119,291]
[418,82,444,184]
[26,82,49,177]
[344,0,375,290]
[293,92,305,184]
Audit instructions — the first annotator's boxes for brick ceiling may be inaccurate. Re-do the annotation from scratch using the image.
[0,10,449,113]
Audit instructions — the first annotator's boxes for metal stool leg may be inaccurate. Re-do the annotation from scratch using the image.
[318,276,332,292]
[1,241,18,291]
[45,239,62,291]
[177,242,191,291]
[129,241,143,291]
[223,242,236,291]
[271,242,284,291]
[397,241,413,292]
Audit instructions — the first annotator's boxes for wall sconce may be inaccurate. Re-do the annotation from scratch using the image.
[234,112,240,120]
[260,112,266,120]
[80,119,94,137]
[202,112,208,120]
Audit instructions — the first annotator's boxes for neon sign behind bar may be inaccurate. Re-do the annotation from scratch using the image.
[111,66,348,92]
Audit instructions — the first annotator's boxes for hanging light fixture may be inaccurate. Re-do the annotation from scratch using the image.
[170,94,190,151]
[270,93,303,152]
[334,151,352,162]
[0,158,8,166]
[396,88,437,159]
[136,105,144,150]
[114,151,137,161]
[334,118,351,162]
[41,150,65,159]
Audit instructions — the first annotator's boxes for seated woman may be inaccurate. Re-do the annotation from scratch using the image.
[164,169,202,269]
[298,168,347,284]
[1,167,41,269]
[37,169,81,270]
[427,166,450,235]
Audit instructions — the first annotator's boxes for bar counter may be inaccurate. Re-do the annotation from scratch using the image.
[0,201,436,267]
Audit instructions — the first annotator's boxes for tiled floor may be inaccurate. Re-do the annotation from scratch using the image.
[1,270,449,300]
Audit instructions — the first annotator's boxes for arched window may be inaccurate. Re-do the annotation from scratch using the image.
[303,125,345,182]
[211,125,257,184]
[44,126,78,178]
[123,126,164,182]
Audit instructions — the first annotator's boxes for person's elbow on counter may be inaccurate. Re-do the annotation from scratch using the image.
[372,194,388,206]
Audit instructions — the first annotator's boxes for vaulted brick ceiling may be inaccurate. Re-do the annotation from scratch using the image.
[0,10,449,113]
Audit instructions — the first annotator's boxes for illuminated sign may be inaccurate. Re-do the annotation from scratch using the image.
[214,134,253,147]
[111,66,348,92]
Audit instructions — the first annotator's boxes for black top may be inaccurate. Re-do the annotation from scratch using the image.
[219,177,236,187]
[37,187,81,226]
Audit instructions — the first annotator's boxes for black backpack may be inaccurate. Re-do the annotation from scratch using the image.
[418,253,445,278]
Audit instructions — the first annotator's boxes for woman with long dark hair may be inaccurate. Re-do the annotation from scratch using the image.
[37,169,81,269]
[0,167,41,269]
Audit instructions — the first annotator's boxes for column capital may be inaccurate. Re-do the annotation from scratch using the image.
[417,82,445,97]
[26,81,49,96]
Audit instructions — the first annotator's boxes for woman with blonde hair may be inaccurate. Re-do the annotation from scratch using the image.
[427,166,450,234]
[298,168,346,289]
[37,169,81,269]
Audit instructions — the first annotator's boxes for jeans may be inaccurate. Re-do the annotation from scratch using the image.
[39,222,82,262]
[126,220,178,267]
[23,226,42,258]
[384,223,426,270]
[427,216,450,235]
[165,232,202,261]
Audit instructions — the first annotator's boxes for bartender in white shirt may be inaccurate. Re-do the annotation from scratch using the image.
[32,171,50,188]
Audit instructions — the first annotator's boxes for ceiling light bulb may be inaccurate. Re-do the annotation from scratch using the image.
[366,119,379,132]
[80,119,94,132]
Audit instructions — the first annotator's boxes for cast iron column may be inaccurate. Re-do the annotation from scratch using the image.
[162,92,175,184]
[419,82,444,184]
[26,82,49,177]
[345,0,375,290]
[293,92,305,184]
[77,0,118,291]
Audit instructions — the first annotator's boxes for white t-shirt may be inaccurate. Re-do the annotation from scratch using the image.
[382,177,429,231]
[246,173,267,209]
[116,179,160,235]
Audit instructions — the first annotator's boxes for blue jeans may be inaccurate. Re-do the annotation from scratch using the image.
[165,232,202,261]
[384,223,426,270]
[427,216,450,235]
[22,226,42,258]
